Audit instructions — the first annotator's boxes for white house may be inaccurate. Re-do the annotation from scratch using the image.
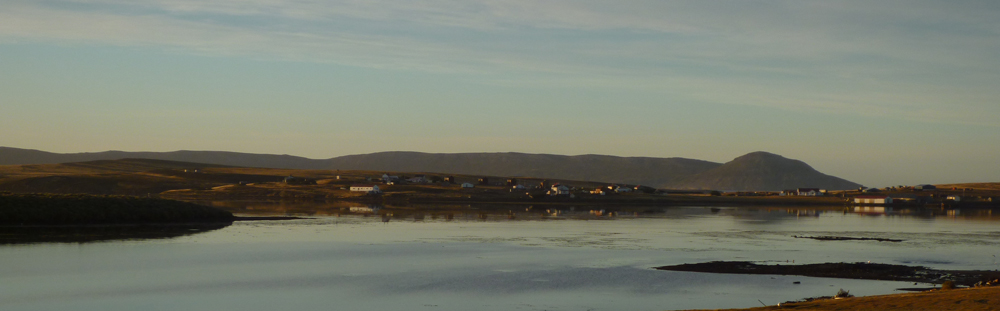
[548,184,570,196]
[350,184,381,194]
[461,182,475,188]
[853,195,892,205]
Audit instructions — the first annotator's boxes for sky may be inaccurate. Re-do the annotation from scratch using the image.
[2,0,999,187]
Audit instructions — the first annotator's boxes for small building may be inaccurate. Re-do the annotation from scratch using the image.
[512,184,526,190]
[478,177,490,185]
[914,184,937,191]
[350,184,381,194]
[443,176,455,183]
[796,188,822,196]
[946,195,961,202]
[548,184,570,196]
[461,182,475,188]
[854,195,893,205]
[381,174,400,183]
[506,178,518,187]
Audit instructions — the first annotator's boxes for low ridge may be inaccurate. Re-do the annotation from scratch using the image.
[0,147,860,191]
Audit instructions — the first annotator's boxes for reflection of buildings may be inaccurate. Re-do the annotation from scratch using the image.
[854,206,892,214]
[589,209,615,217]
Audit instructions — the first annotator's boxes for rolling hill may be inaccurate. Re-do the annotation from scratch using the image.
[0,147,860,191]
[665,151,861,191]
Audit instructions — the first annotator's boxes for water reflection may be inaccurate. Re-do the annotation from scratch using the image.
[5,201,1000,311]
[194,200,1000,224]
[0,223,231,245]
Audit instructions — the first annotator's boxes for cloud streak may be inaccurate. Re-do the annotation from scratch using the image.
[3,0,1000,126]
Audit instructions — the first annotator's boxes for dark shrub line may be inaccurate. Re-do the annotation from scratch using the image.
[0,192,234,225]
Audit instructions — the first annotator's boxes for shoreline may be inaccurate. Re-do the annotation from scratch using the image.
[0,192,235,225]
[660,261,1000,311]
[656,261,1000,287]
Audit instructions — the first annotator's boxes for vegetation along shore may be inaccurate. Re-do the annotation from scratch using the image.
[0,192,234,225]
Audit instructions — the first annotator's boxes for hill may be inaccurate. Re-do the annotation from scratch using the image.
[324,152,720,187]
[668,152,861,191]
[0,147,861,191]
[0,147,321,169]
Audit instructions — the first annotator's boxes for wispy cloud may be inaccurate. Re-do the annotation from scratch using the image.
[3,0,999,126]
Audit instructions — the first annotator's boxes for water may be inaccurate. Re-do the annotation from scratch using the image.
[2,205,999,311]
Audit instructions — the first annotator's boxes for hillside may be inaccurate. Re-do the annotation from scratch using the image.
[0,147,321,169]
[669,152,861,191]
[0,147,861,191]
[1,147,722,187]
[325,152,720,187]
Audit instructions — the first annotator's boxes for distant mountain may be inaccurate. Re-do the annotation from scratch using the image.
[667,151,861,191]
[0,147,860,191]
[0,147,322,169]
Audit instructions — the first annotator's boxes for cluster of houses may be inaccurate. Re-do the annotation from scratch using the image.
[588,184,656,195]
[341,172,666,198]
[380,174,441,185]
[847,184,982,205]
[287,172,989,208]
[349,184,381,194]
[779,188,827,196]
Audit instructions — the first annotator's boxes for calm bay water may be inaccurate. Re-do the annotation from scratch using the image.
[2,205,999,311]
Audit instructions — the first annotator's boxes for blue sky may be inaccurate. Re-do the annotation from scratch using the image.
[2,0,999,187]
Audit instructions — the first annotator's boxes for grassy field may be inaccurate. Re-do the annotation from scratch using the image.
[693,286,1000,311]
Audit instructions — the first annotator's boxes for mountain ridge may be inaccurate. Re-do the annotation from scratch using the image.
[0,147,860,191]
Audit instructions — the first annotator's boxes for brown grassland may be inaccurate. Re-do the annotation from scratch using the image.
[0,159,859,206]
[688,286,1000,311]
